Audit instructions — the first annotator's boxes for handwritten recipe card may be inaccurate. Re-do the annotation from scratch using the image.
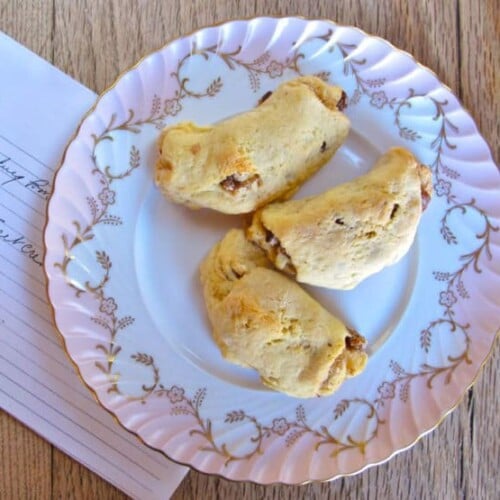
[0,31,187,499]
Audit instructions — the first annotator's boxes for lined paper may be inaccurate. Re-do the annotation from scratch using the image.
[0,31,188,499]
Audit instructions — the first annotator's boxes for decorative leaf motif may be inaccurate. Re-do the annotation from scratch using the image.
[445,117,459,133]
[82,233,94,242]
[96,250,111,270]
[399,127,421,141]
[86,196,98,218]
[440,224,457,244]
[225,410,246,424]
[117,316,135,330]
[91,316,112,332]
[456,280,469,299]
[129,145,141,169]
[285,429,307,447]
[250,52,271,66]
[420,329,432,352]
[171,406,192,416]
[333,400,350,419]
[442,164,460,179]
[206,77,223,96]
[131,352,154,366]
[350,89,362,105]
[92,133,113,144]
[365,78,386,88]
[111,345,122,357]
[95,361,110,374]
[430,134,441,150]
[193,388,206,410]
[295,405,306,424]
[151,94,161,117]
[248,70,260,92]
[433,271,451,281]
[100,214,123,225]
[95,343,110,354]
[399,380,410,403]
[389,360,405,376]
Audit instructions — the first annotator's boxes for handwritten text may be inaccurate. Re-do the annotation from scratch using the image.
[0,154,51,199]
[0,217,43,267]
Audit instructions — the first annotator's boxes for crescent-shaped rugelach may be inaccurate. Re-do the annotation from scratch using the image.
[247,147,432,289]
[200,229,367,398]
[156,76,349,214]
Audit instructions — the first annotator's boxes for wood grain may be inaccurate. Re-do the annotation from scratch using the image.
[0,0,498,498]
[459,0,499,162]
[51,447,126,500]
[0,411,52,499]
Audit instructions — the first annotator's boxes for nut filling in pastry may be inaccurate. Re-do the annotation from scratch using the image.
[155,76,350,214]
[336,90,348,111]
[220,173,262,193]
[247,147,433,290]
[200,229,367,398]
[264,228,297,276]
[346,329,366,351]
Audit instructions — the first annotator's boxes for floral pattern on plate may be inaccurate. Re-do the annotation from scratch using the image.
[45,17,499,483]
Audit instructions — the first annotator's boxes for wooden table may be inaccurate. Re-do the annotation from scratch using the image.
[1,1,498,498]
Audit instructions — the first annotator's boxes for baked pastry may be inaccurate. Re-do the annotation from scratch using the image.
[155,76,350,214]
[247,147,432,289]
[200,229,367,398]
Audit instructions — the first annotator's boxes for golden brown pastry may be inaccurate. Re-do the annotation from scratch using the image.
[200,229,367,398]
[155,76,350,214]
[247,147,432,289]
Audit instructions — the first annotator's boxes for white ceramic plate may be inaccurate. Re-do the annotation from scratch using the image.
[45,17,500,483]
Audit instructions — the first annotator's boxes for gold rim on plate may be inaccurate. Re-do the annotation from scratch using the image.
[43,16,499,484]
